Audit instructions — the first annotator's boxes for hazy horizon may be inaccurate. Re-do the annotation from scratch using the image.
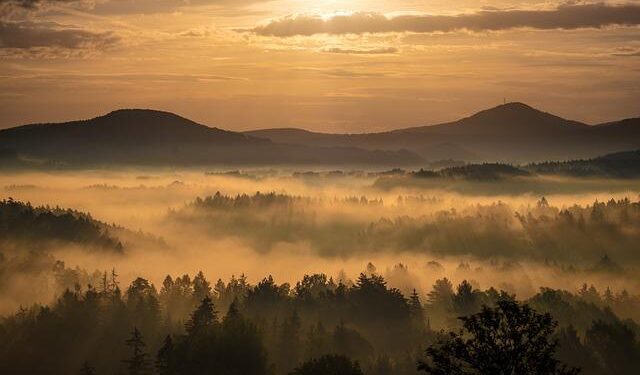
[1,101,634,133]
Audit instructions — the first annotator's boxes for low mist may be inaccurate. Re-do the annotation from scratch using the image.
[2,168,639,316]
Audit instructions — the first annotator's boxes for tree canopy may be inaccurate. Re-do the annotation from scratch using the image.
[418,299,579,375]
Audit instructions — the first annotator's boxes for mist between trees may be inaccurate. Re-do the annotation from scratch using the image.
[1,170,640,374]
[168,192,640,264]
[2,192,640,315]
[1,269,638,375]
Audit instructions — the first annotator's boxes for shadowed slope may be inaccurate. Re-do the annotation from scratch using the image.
[246,103,640,162]
[396,102,589,135]
[0,109,422,166]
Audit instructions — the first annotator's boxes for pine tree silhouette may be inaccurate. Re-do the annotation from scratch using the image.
[122,327,151,375]
[185,296,217,335]
[155,335,175,375]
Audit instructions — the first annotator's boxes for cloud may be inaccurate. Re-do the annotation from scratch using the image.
[0,0,273,15]
[178,26,213,38]
[251,3,640,37]
[0,20,119,49]
[91,0,272,15]
[0,0,73,9]
[322,47,398,55]
[611,48,640,56]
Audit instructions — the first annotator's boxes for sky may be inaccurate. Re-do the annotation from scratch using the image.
[1,0,639,132]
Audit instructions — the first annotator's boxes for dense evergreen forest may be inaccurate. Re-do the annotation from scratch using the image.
[1,270,639,375]
[0,198,123,252]
[1,187,639,374]
[412,163,531,180]
[527,150,640,178]
[370,149,640,183]
[171,193,640,266]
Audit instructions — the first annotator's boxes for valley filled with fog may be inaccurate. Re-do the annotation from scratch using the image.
[2,166,640,375]
[2,168,639,313]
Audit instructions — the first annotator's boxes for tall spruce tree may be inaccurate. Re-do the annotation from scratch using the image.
[122,327,151,375]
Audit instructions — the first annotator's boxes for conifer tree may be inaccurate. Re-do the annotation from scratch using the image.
[185,296,217,335]
[155,335,175,375]
[122,327,151,375]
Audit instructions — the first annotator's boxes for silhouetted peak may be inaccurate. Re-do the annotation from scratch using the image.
[471,102,551,120]
[495,102,535,110]
[79,108,222,136]
[396,102,588,136]
[98,108,199,126]
[458,101,588,134]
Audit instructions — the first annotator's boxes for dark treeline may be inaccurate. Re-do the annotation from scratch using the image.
[215,149,639,181]
[528,149,640,178]
[184,191,383,210]
[412,163,531,181]
[0,199,167,311]
[396,149,640,180]
[171,193,640,266]
[0,198,123,252]
[366,197,640,265]
[1,270,639,375]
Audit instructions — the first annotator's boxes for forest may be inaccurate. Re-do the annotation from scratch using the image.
[1,269,639,375]
[0,169,639,374]
[0,198,123,251]
[170,192,640,266]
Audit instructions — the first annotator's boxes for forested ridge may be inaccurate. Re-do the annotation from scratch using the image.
[370,149,640,182]
[527,150,640,178]
[0,198,123,252]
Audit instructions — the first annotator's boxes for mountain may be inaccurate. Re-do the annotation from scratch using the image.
[593,117,640,137]
[394,102,589,135]
[246,103,640,162]
[0,109,422,167]
[244,128,335,144]
[4,105,637,166]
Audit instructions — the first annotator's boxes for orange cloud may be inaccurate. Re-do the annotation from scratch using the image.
[252,4,640,37]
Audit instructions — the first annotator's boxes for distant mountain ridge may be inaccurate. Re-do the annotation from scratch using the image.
[246,102,640,162]
[3,108,265,145]
[2,103,638,166]
[394,102,589,135]
[0,109,422,167]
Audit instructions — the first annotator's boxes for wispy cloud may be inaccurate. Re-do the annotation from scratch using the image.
[322,47,398,55]
[611,47,640,57]
[251,3,640,37]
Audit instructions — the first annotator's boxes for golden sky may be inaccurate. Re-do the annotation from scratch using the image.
[1,0,639,132]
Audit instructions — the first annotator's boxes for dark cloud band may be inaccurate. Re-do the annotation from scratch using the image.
[0,0,78,9]
[0,21,119,49]
[0,0,272,14]
[252,3,640,37]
